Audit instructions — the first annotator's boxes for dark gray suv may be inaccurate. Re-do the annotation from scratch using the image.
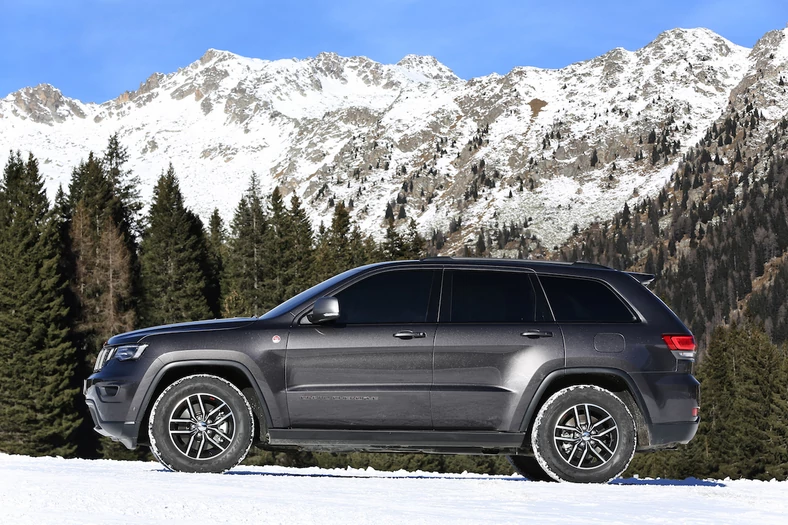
[85,258,699,483]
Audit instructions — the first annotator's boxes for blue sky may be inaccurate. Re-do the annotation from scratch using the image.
[1,0,786,102]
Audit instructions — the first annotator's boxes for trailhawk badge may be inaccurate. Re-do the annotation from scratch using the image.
[272,335,282,344]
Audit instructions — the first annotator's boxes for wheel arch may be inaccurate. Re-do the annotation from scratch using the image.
[136,360,272,447]
[519,368,651,449]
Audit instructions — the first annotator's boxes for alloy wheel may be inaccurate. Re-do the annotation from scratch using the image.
[552,403,618,470]
[168,393,236,461]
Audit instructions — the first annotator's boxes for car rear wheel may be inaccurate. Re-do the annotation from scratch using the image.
[531,385,636,483]
[149,374,254,473]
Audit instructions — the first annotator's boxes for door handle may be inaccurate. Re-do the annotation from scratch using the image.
[521,330,553,338]
[393,330,427,339]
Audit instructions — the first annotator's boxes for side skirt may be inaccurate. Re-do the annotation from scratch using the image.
[266,429,527,455]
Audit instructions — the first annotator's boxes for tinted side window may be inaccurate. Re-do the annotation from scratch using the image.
[447,270,536,323]
[538,275,636,323]
[333,270,436,324]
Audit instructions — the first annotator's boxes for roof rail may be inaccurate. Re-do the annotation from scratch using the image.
[571,260,612,269]
[627,272,656,286]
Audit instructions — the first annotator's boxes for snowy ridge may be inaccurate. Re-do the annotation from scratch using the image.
[1,27,786,247]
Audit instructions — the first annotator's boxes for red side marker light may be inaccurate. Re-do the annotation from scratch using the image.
[691,407,699,418]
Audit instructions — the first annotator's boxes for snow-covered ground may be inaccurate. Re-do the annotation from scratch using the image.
[1,454,785,524]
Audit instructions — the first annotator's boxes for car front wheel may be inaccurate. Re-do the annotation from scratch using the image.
[531,385,636,483]
[148,374,254,473]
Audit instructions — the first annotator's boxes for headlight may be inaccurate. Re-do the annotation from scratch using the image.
[114,344,149,362]
[94,344,148,371]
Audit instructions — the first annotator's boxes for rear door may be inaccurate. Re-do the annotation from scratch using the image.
[432,268,565,431]
[285,268,440,429]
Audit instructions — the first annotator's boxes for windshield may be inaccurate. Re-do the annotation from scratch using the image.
[258,266,369,320]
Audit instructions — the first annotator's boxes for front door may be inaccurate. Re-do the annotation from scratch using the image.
[432,268,565,431]
[285,268,441,429]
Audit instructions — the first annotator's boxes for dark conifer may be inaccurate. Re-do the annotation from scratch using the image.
[68,148,137,366]
[381,220,407,260]
[206,209,225,316]
[223,175,268,317]
[0,152,81,456]
[284,194,315,298]
[139,164,211,326]
[263,187,290,307]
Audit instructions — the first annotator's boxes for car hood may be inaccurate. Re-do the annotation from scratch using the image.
[106,317,258,345]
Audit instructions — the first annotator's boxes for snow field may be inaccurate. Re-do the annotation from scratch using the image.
[1,453,786,524]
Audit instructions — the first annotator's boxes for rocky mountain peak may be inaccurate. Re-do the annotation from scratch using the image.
[396,54,460,82]
[6,83,87,124]
[1,27,786,251]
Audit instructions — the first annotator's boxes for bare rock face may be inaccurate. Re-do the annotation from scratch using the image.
[1,28,787,249]
[11,84,86,124]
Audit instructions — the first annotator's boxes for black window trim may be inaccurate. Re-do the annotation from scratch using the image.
[534,272,641,324]
[438,266,549,325]
[293,266,444,326]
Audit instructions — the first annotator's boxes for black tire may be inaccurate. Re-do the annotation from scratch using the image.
[148,374,254,473]
[531,385,636,483]
[506,455,555,482]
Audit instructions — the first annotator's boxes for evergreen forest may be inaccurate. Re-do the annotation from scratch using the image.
[2,101,788,479]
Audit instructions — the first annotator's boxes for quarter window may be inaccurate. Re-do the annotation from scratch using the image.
[538,275,636,323]
[446,270,537,323]
[333,270,436,324]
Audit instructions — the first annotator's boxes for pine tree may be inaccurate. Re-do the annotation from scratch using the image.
[475,230,486,255]
[68,149,137,365]
[103,133,143,240]
[381,220,407,260]
[283,194,314,299]
[0,152,81,456]
[263,187,291,307]
[406,219,426,259]
[722,325,775,478]
[139,164,211,326]
[223,175,268,317]
[206,209,225,317]
[766,343,788,479]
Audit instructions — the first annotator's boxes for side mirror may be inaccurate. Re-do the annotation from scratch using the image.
[307,297,340,324]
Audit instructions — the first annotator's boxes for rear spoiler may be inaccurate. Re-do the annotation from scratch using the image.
[627,272,655,287]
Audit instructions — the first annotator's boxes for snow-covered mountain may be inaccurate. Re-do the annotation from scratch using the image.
[2,27,788,248]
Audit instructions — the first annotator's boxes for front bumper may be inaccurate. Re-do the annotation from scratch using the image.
[84,374,142,450]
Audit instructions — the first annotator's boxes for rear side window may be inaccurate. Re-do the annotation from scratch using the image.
[538,275,636,323]
[445,270,537,323]
[333,269,437,324]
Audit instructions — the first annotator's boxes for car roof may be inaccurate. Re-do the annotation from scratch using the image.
[361,257,655,285]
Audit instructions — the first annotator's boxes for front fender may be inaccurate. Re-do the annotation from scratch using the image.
[128,350,287,431]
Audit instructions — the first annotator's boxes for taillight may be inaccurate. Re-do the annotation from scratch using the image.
[663,334,696,359]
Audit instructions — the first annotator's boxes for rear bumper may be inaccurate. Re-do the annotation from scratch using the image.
[630,371,700,450]
[644,420,699,450]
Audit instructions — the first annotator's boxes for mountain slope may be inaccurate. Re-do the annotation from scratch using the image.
[2,28,787,247]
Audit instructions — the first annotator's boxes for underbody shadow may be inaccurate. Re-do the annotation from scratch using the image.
[611,477,726,487]
[153,468,726,486]
[225,470,528,481]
